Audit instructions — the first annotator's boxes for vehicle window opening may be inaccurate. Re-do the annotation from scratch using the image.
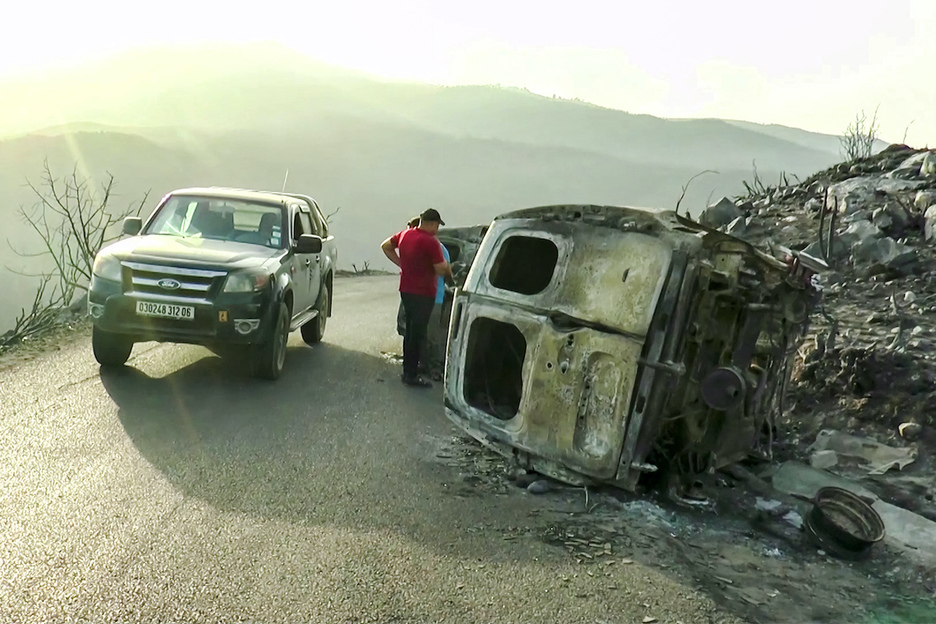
[442,242,461,263]
[489,236,558,295]
[463,317,526,421]
[294,213,305,238]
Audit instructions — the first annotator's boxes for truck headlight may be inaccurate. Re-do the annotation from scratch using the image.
[224,270,271,293]
[91,254,123,282]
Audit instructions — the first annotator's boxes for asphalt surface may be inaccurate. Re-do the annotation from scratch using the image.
[0,275,730,624]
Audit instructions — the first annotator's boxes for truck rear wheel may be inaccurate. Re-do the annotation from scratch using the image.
[252,302,289,380]
[92,326,133,366]
[301,282,329,345]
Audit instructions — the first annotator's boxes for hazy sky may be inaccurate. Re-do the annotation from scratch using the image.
[4,0,934,145]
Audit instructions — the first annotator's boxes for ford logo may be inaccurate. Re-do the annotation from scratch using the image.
[157,278,181,291]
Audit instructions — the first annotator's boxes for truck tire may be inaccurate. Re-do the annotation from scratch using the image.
[252,302,289,380]
[92,326,133,366]
[301,281,328,346]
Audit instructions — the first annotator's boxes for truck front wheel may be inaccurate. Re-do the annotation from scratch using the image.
[252,302,289,380]
[92,326,133,366]
[301,281,329,346]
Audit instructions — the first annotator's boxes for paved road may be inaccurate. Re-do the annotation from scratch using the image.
[0,275,729,624]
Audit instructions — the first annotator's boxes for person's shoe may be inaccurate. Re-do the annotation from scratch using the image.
[401,374,433,388]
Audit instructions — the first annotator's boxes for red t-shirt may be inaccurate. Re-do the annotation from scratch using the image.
[390,228,444,297]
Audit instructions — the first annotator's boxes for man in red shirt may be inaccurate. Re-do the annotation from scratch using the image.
[381,208,454,387]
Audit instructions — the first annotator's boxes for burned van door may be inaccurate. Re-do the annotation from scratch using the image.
[449,302,644,481]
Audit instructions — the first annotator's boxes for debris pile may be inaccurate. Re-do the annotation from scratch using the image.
[698,144,936,536]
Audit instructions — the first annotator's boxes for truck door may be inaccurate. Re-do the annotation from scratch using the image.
[296,208,321,312]
[289,209,312,314]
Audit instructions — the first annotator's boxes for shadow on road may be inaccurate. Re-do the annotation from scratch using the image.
[99,342,532,558]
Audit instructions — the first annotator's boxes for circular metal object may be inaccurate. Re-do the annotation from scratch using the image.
[804,487,884,559]
[700,366,746,410]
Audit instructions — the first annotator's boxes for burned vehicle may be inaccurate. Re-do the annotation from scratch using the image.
[443,205,824,491]
[436,225,488,288]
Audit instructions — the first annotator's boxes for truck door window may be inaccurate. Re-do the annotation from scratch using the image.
[489,236,558,295]
[307,204,325,237]
[297,212,314,242]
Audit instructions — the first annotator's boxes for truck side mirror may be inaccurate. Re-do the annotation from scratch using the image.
[123,217,143,236]
[296,234,323,254]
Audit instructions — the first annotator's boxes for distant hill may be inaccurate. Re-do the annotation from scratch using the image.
[0,42,855,331]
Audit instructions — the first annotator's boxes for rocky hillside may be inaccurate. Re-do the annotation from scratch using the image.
[700,144,936,520]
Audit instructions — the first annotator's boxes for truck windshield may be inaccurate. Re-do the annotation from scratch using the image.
[145,196,286,249]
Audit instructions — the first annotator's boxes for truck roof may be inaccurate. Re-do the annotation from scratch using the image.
[166,187,314,207]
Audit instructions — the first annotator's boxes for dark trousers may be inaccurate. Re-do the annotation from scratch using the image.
[400,292,435,380]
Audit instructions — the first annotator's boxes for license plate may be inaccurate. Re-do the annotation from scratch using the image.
[136,301,195,320]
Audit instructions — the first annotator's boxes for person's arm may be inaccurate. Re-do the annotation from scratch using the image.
[380,236,401,268]
[433,260,455,284]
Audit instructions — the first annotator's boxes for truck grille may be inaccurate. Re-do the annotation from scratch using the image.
[122,261,227,304]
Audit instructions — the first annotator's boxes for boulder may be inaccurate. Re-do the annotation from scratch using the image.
[888,151,929,179]
[852,235,917,269]
[872,202,908,234]
[925,205,936,241]
[829,177,924,209]
[839,220,883,247]
[915,190,936,211]
[805,198,824,213]
[922,151,936,177]
[700,197,742,228]
[843,209,871,224]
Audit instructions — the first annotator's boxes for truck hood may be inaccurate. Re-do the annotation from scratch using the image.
[101,235,281,270]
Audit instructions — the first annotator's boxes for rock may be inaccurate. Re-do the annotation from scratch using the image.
[852,235,917,269]
[527,480,551,494]
[889,151,929,178]
[830,177,924,210]
[915,190,936,211]
[507,467,528,481]
[515,473,539,488]
[700,197,742,228]
[872,208,894,231]
[810,450,839,470]
[843,209,872,224]
[925,205,936,241]
[805,198,824,213]
[840,220,883,247]
[904,291,917,304]
[899,422,923,441]
[922,152,936,177]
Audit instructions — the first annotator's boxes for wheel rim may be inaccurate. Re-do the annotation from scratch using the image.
[319,286,328,338]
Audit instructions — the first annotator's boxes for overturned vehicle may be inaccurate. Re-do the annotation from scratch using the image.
[443,205,825,491]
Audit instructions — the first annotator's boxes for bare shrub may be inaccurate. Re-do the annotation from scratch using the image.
[840,107,880,162]
[2,160,148,349]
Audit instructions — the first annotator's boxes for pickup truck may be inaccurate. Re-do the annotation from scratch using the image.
[88,187,337,380]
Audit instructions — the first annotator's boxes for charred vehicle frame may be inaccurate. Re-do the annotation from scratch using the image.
[443,205,825,491]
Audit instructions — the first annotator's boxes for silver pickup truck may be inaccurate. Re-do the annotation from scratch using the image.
[88,187,338,380]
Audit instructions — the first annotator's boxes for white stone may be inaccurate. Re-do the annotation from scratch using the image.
[922,151,936,177]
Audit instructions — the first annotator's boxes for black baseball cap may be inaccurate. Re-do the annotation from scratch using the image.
[420,208,445,225]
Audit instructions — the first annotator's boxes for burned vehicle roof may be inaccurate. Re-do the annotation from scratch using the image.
[444,203,824,493]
